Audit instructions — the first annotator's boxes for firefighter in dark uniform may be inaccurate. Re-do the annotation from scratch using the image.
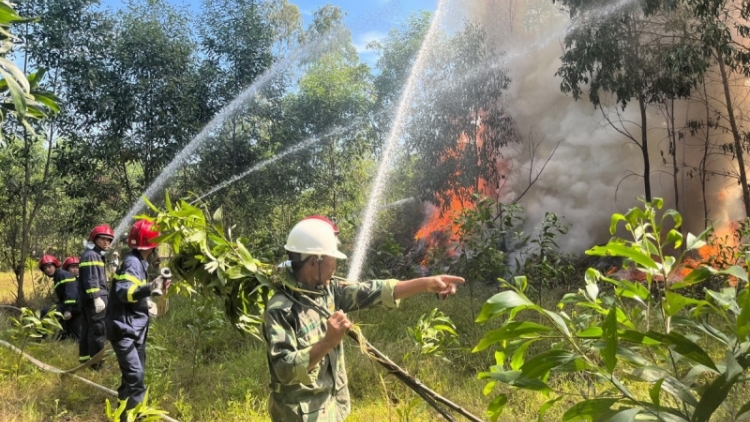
[39,254,82,341]
[79,224,114,367]
[62,256,87,357]
[106,219,170,419]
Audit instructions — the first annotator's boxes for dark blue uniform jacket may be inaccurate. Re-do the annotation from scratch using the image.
[106,251,152,340]
[52,268,80,314]
[80,247,108,300]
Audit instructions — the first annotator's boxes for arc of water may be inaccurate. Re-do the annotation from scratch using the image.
[113,28,345,240]
[346,0,449,281]
[194,111,387,203]
[194,135,322,203]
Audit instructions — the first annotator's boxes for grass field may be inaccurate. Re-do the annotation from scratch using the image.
[0,275,588,422]
[2,274,735,422]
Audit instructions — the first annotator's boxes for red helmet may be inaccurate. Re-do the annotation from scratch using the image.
[127,220,160,250]
[302,215,339,236]
[38,254,61,269]
[89,224,115,241]
[62,256,80,270]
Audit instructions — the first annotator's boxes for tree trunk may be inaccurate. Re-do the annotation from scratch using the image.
[718,56,750,217]
[639,94,652,202]
[669,98,679,214]
[701,81,711,228]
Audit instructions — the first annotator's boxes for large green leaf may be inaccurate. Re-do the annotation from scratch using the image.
[0,2,34,23]
[476,290,536,323]
[562,398,619,421]
[520,349,581,379]
[487,394,507,422]
[609,408,641,422]
[669,267,714,290]
[478,369,551,391]
[602,305,618,373]
[0,67,26,117]
[645,331,717,371]
[586,243,658,269]
[649,378,663,408]
[473,321,552,352]
[691,351,744,422]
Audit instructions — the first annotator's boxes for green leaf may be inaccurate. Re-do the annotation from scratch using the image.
[586,243,658,270]
[0,67,26,117]
[521,349,581,379]
[666,229,683,249]
[664,292,704,317]
[562,398,619,421]
[602,305,618,374]
[476,290,536,323]
[649,378,664,408]
[614,279,650,300]
[514,276,528,292]
[511,340,535,371]
[610,408,641,422]
[0,57,30,93]
[619,330,661,346]
[577,327,603,338]
[609,213,626,234]
[478,369,551,391]
[474,321,552,352]
[482,381,496,396]
[645,331,717,371]
[662,208,682,228]
[738,289,750,340]
[487,394,507,422]
[691,351,744,422]
[538,397,563,422]
[585,282,599,301]
[0,3,34,23]
[543,309,572,337]
[670,266,714,291]
[661,376,698,408]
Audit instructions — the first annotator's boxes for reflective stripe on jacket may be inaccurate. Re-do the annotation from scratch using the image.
[105,250,152,341]
[79,247,108,299]
[52,268,80,313]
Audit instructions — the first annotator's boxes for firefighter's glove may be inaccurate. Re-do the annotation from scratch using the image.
[147,298,158,318]
[93,297,106,313]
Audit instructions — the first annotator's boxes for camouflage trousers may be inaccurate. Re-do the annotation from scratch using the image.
[268,385,351,422]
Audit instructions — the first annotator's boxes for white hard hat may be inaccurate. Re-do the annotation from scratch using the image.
[285,218,347,260]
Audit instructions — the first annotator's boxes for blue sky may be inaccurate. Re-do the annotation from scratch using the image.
[99,0,440,65]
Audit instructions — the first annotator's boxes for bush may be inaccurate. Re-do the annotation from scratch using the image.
[475,198,750,421]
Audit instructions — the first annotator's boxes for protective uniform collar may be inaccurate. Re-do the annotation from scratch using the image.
[275,262,325,296]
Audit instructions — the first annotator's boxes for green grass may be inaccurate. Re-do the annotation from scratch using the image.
[5,282,730,422]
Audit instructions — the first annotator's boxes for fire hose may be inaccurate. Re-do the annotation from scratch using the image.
[0,305,181,422]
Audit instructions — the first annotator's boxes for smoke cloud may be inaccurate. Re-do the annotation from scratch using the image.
[468,0,745,253]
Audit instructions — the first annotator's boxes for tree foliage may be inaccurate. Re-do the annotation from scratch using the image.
[477,198,750,421]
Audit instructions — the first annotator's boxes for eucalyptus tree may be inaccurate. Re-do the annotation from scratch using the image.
[404,21,516,210]
[553,0,708,203]
[683,0,750,217]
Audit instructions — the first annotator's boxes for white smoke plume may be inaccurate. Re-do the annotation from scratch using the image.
[468,0,745,253]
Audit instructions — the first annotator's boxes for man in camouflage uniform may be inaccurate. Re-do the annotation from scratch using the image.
[263,216,464,422]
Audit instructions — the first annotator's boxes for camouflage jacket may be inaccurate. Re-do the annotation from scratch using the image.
[263,267,400,422]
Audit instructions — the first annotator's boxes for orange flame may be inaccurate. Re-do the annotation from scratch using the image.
[414,115,504,258]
